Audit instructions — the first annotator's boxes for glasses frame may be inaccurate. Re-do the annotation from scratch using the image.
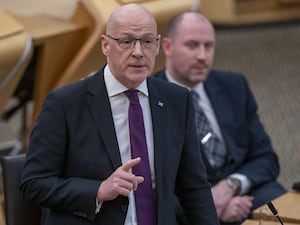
[105,34,160,49]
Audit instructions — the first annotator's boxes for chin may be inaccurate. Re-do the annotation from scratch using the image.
[191,75,206,83]
[130,68,149,77]
[127,73,147,84]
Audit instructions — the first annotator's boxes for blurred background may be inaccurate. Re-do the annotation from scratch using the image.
[0,0,299,223]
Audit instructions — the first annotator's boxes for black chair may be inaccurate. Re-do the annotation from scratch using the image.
[1,154,41,225]
[0,10,34,156]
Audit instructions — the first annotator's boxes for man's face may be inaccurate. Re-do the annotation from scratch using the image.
[102,13,160,89]
[163,15,215,88]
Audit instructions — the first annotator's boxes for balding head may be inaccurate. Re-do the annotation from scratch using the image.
[166,12,214,39]
[106,4,157,36]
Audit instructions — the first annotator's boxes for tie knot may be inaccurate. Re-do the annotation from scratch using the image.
[125,89,139,103]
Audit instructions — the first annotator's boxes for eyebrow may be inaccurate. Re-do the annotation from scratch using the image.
[118,32,157,37]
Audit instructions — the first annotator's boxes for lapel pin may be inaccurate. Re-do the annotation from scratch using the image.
[158,101,164,107]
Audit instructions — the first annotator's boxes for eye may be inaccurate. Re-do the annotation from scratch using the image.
[204,42,214,50]
[143,38,154,44]
[186,42,198,49]
[120,38,131,44]
[119,36,135,44]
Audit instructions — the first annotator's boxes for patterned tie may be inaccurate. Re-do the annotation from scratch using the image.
[190,90,227,168]
[125,90,156,225]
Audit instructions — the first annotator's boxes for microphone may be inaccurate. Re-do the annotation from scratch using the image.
[267,201,284,225]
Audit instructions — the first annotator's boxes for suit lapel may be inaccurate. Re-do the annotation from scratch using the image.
[147,78,168,192]
[204,72,236,160]
[86,71,122,170]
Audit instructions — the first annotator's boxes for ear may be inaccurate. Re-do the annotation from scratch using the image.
[101,34,109,56]
[155,39,161,56]
[161,37,172,57]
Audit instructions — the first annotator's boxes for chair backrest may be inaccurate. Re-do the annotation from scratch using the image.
[0,9,33,116]
[1,154,41,225]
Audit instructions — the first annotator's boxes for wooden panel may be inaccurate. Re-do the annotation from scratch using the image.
[200,0,300,25]
[118,0,151,3]
[278,0,300,5]
[10,13,83,45]
[236,0,278,14]
[0,9,23,38]
[0,195,5,225]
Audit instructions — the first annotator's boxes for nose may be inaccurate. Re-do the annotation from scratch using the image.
[132,40,143,58]
[196,45,206,60]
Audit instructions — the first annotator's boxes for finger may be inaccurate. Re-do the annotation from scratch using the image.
[117,184,133,197]
[111,176,136,195]
[122,157,141,172]
[236,200,252,218]
[133,176,144,191]
[239,196,254,209]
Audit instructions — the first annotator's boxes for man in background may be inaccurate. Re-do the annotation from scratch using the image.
[154,12,285,225]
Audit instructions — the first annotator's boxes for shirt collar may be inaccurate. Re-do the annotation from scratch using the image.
[104,65,149,97]
[165,70,204,95]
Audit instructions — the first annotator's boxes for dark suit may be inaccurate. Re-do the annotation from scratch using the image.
[20,67,219,225]
[154,69,285,223]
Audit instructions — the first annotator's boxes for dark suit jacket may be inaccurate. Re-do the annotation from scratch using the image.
[154,70,280,189]
[20,67,219,225]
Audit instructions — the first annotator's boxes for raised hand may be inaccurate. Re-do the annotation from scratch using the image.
[97,157,144,202]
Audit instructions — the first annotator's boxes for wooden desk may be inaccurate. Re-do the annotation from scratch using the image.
[243,219,299,225]
[253,192,300,224]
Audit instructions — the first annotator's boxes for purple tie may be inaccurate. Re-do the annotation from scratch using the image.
[125,90,156,225]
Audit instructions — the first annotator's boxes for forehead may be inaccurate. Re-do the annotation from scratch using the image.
[109,9,157,36]
[176,16,215,41]
[117,22,157,36]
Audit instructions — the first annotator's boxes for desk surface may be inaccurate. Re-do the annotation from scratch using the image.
[253,192,300,224]
[243,219,299,225]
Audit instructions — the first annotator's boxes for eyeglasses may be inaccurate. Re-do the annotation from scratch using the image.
[105,34,160,49]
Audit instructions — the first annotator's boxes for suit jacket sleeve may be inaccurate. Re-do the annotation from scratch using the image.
[206,71,280,186]
[233,75,280,186]
[20,90,101,221]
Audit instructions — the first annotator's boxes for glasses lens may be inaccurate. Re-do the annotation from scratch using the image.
[118,36,135,49]
[141,36,157,49]
[118,35,158,49]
